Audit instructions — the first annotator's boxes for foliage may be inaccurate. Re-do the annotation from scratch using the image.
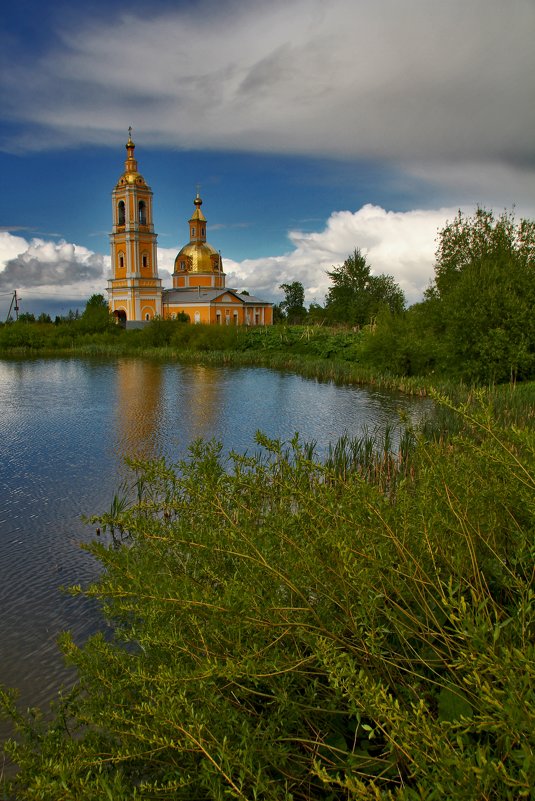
[325,250,405,327]
[426,208,535,382]
[361,305,446,378]
[79,294,115,334]
[279,281,307,323]
[2,396,534,799]
[272,303,285,324]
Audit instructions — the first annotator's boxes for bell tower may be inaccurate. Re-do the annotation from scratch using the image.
[108,130,162,323]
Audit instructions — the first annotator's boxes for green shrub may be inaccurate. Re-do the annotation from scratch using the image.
[2,396,533,799]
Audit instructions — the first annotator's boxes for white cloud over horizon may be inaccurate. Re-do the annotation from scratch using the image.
[1,0,533,208]
[0,233,110,310]
[0,204,465,315]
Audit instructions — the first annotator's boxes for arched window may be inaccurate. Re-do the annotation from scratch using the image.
[118,201,125,226]
[138,201,147,225]
[142,253,148,269]
[145,313,150,321]
[119,252,125,269]
[191,227,195,238]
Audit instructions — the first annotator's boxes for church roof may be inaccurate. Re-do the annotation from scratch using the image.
[175,242,220,274]
[163,288,271,306]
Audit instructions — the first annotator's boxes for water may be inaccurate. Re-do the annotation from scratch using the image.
[0,357,430,729]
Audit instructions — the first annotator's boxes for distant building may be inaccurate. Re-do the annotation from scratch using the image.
[108,133,273,325]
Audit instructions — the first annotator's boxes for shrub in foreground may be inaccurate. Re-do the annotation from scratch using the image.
[1,397,534,799]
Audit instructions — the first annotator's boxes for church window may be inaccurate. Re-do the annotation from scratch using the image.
[180,260,185,270]
[118,201,125,226]
[191,227,195,237]
[139,201,147,225]
[142,254,148,268]
[119,253,124,268]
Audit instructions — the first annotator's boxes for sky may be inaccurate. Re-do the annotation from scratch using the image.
[1,0,534,318]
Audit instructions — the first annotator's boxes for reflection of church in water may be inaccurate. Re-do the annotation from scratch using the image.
[107,132,273,326]
[114,360,225,460]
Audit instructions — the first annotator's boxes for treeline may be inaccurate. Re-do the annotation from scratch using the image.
[278,208,535,384]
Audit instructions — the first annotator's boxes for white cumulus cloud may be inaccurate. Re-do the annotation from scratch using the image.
[225,204,460,305]
[0,232,110,307]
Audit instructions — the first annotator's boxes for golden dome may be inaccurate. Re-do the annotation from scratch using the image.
[173,193,222,275]
[174,241,220,274]
[116,129,147,188]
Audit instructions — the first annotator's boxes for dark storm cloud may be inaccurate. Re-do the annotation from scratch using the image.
[0,240,106,289]
[1,0,533,170]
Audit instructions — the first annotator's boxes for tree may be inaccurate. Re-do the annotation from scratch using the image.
[308,301,327,325]
[279,281,307,323]
[428,208,535,382]
[79,294,113,333]
[325,249,405,326]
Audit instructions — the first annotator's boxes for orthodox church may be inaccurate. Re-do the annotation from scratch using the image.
[107,133,273,326]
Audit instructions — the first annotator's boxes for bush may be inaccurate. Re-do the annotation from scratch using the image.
[2,395,533,800]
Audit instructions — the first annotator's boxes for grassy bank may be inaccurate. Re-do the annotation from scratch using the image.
[0,320,518,396]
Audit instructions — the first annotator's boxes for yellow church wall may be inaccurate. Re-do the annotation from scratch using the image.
[162,300,272,326]
[140,304,156,320]
[219,293,241,304]
[173,274,226,289]
[190,275,215,288]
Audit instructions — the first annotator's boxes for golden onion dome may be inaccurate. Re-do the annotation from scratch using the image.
[173,193,222,275]
[116,129,148,188]
[174,241,220,274]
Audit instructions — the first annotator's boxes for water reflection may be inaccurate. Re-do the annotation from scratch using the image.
[177,365,224,443]
[114,359,165,459]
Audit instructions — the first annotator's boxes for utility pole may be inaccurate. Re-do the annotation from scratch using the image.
[5,290,20,322]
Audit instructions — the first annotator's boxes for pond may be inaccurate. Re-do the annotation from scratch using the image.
[0,357,431,726]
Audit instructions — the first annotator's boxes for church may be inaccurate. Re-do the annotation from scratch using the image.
[107,133,273,326]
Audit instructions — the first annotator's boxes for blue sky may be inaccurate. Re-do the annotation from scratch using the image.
[1,0,534,318]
